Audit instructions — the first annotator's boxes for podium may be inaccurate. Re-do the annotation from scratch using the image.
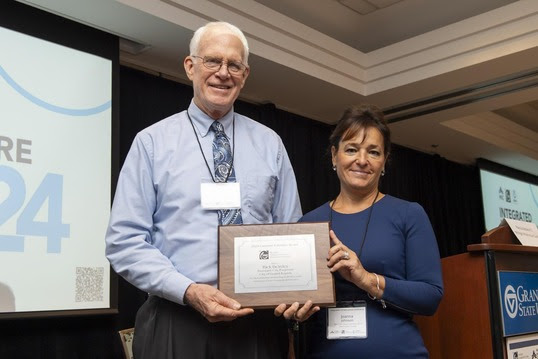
[414,225,538,359]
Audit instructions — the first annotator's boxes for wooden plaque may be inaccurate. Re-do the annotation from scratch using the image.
[218,222,335,309]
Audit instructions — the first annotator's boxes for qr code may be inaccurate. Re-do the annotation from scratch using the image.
[75,267,104,302]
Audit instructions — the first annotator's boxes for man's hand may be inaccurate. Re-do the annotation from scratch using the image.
[185,283,254,322]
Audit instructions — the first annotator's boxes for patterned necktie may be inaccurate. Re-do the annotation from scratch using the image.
[211,121,242,225]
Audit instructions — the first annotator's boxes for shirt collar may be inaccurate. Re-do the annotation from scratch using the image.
[188,100,234,138]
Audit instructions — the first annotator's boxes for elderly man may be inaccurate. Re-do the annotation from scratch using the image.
[106,21,318,358]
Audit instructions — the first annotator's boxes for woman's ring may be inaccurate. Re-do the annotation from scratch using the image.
[343,251,349,260]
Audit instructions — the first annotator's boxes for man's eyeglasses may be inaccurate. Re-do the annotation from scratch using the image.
[191,55,247,75]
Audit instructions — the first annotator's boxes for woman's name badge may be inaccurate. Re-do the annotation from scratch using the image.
[327,301,367,339]
[200,182,241,209]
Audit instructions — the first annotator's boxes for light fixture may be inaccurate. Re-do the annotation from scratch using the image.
[119,37,151,55]
[337,0,405,15]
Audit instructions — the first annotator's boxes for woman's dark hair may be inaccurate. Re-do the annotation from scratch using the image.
[329,104,391,157]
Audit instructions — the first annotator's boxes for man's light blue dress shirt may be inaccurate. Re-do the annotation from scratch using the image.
[105,101,302,305]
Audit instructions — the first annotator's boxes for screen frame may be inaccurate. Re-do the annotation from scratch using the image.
[477,158,538,233]
[477,158,538,186]
[0,0,119,319]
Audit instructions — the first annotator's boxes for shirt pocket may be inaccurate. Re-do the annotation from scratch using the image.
[245,175,276,222]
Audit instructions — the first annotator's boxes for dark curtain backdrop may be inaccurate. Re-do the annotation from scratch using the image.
[0,65,485,359]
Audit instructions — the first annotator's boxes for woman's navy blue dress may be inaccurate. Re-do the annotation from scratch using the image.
[299,195,443,359]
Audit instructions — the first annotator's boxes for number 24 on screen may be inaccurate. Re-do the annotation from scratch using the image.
[0,165,70,253]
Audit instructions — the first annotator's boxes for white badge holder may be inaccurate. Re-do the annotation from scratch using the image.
[327,301,367,339]
[200,182,241,209]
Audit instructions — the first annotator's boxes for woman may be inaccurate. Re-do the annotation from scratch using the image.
[298,104,443,358]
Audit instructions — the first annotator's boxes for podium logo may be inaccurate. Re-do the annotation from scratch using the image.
[504,285,518,319]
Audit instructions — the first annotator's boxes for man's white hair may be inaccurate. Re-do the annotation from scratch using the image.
[189,21,249,64]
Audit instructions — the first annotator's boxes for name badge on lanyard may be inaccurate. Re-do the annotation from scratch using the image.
[200,182,241,209]
[327,301,367,339]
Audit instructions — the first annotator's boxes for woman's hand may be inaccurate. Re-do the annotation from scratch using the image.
[327,230,369,289]
[274,299,320,322]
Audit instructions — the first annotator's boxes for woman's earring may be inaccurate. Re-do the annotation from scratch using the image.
[381,169,385,176]
[332,165,336,171]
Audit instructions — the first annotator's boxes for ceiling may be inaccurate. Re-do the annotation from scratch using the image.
[16,0,538,176]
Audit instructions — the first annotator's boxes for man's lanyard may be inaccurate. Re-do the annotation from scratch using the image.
[187,110,236,183]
